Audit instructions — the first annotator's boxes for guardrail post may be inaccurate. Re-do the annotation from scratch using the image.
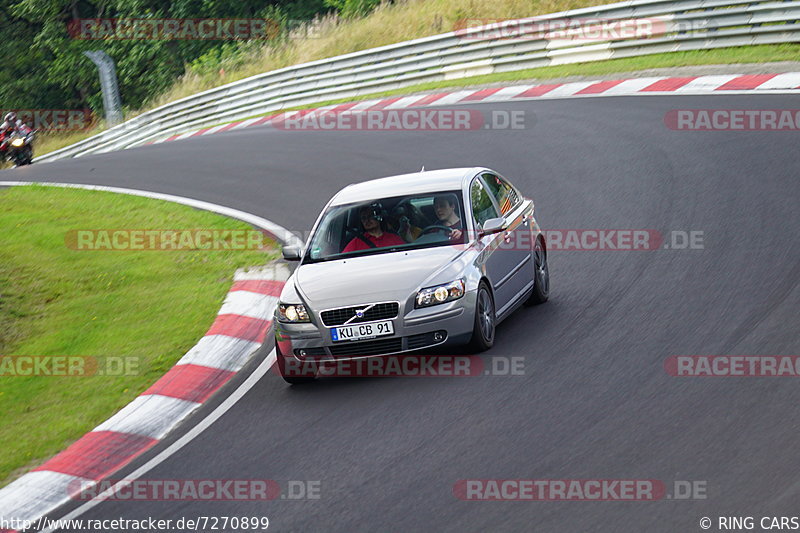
[84,50,124,127]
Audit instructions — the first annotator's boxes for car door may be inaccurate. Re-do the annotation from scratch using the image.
[480,172,534,316]
[469,175,517,313]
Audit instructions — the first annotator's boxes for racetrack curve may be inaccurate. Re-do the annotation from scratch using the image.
[4,94,800,532]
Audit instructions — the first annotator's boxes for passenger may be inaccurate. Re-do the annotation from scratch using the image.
[342,203,406,253]
[390,203,424,242]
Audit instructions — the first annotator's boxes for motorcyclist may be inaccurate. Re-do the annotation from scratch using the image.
[1,112,35,165]
[0,115,13,160]
[1,112,33,139]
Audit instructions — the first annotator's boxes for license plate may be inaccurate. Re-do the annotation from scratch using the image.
[331,320,394,342]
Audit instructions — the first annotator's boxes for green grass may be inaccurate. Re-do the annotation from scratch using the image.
[0,186,278,487]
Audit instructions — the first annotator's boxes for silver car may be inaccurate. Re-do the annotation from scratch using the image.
[275,167,549,383]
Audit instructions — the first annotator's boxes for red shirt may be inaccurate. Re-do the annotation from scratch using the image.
[342,232,405,253]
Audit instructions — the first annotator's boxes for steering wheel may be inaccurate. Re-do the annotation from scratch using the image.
[419,224,455,235]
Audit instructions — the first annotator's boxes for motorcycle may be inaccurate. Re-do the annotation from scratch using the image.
[0,131,34,166]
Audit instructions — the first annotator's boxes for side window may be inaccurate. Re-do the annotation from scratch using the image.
[470,178,500,227]
[482,173,520,216]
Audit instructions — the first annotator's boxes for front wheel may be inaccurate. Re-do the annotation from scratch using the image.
[11,147,32,166]
[468,281,495,352]
[21,146,33,166]
[526,237,549,305]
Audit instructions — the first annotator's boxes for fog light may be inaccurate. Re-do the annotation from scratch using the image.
[298,349,307,356]
[433,332,444,342]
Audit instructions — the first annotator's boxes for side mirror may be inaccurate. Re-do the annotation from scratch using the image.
[282,245,302,261]
[479,217,506,237]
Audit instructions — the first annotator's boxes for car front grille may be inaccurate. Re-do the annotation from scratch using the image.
[320,302,399,327]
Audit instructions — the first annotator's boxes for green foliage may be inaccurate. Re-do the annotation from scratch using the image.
[0,0,329,115]
[323,0,383,18]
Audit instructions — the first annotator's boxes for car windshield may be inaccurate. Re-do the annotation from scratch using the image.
[303,190,467,263]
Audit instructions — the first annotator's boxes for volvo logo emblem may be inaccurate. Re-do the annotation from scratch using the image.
[343,303,377,325]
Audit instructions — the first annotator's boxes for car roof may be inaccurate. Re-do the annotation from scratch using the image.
[330,167,484,206]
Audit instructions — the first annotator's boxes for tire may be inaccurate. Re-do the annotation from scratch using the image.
[469,281,495,352]
[276,344,316,385]
[526,237,549,305]
[16,146,32,166]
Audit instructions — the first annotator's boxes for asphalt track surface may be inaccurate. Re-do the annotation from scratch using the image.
[4,94,799,532]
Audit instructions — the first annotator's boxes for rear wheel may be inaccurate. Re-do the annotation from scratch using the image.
[526,237,549,305]
[469,281,495,352]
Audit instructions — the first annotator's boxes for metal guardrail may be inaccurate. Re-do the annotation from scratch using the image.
[37,0,800,162]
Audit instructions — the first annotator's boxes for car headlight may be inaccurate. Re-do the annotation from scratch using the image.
[415,279,465,308]
[11,138,24,147]
[278,303,311,323]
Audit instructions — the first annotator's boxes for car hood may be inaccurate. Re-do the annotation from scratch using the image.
[294,246,466,310]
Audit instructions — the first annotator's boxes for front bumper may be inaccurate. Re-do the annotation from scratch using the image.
[275,292,477,362]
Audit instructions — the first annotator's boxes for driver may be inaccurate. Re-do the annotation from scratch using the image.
[433,194,463,241]
[342,202,406,253]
